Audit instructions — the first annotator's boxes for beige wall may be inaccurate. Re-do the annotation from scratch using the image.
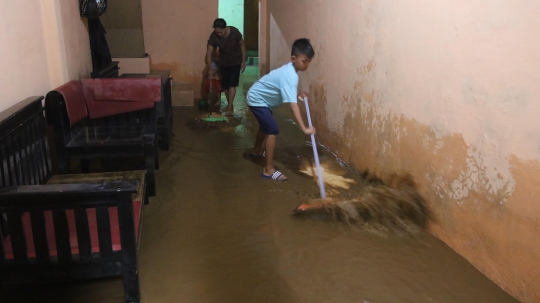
[141,0,218,97]
[58,0,93,81]
[0,1,51,111]
[267,1,540,302]
[0,0,91,112]
[101,0,146,58]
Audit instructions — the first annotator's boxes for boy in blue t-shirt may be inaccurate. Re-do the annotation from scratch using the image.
[247,38,316,182]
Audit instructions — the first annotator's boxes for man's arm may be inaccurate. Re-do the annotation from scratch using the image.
[289,102,316,135]
[239,39,246,73]
[206,44,215,75]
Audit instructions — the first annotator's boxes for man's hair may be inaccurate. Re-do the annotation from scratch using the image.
[291,38,315,58]
[213,18,227,29]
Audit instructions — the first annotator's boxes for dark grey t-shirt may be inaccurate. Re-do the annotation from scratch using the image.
[208,26,243,67]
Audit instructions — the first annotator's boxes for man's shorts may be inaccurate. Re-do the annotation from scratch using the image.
[249,106,279,135]
[219,65,241,90]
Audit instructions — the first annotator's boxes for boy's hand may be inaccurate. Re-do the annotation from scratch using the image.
[297,92,308,102]
[303,126,316,135]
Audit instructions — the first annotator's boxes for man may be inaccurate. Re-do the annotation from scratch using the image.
[206,18,246,116]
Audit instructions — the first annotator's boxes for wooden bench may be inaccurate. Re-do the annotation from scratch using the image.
[45,78,161,196]
[120,73,173,151]
[0,97,146,303]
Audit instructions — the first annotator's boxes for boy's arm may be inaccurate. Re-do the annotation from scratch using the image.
[289,102,316,135]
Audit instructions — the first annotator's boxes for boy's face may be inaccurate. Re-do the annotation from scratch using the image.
[291,54,312,72]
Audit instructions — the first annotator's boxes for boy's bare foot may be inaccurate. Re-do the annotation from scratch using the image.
[224,110,234,117]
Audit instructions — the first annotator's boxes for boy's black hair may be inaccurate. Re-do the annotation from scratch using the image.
[213,18,227,29]
[291,38,315,58]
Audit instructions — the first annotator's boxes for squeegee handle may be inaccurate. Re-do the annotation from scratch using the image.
[303,97,326,199]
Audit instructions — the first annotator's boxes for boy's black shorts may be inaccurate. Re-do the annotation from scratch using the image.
[219,64,241,90]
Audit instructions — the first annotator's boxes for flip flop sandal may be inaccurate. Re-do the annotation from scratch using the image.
[260,170,287,182]
[248,151,265,158]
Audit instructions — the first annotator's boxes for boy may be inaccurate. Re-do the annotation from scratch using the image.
[247,38,316,182]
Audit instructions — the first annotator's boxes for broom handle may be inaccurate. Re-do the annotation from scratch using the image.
[303,97,327,199]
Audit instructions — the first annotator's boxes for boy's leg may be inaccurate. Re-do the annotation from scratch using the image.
[263,134,277,172]
[253,129,266,154]
[248,106,287,181]
[262,134,287,181]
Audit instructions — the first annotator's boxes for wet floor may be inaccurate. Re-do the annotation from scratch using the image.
[0,67,520,303]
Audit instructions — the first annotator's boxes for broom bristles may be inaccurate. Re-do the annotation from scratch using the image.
[293,171,430,230]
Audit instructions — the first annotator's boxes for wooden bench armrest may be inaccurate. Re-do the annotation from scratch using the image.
[0,181,138,205]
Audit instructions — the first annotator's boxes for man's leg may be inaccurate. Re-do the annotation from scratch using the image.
[225,86,236,115]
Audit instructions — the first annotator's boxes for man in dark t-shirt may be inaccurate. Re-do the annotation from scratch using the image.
[206,18,246,116]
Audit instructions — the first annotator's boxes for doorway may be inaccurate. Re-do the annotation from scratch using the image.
[218,0,260,68]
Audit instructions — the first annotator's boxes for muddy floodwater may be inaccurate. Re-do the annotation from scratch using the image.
[0,68,520,303]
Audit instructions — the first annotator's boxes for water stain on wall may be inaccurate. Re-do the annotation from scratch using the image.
[307,76,540,302]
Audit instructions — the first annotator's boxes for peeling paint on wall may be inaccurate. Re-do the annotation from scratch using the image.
[267,0,540,302]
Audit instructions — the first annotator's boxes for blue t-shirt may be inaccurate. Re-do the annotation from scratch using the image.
[247,62,298,108]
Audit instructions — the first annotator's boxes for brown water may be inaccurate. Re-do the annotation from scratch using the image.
[0,68,520,303]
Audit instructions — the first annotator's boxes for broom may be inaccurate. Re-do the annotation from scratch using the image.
[303,97,327,199]
[202,76,227,122]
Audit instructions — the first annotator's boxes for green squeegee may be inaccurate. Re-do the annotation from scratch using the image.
[202,116,228,122]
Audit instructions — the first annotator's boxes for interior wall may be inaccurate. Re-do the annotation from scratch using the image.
[141,0,218,98]
[258,0,270,77]
[219,0,244,36]
[244,0,258,51]
[100,0,146,58]
[267,1,540,302]
[0,1,52,111]
[58,0,93,81]
[0,0,92,112]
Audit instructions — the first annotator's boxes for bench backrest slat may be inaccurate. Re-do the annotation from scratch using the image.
[52,209,72,263]
[96,206,114,261]
[0,223,4,265]
[6,211,28,263]
[74,208,92,261]
[29,210,50,262]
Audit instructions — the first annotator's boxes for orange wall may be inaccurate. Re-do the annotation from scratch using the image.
[141,0,218,97]
[266,1,540,302]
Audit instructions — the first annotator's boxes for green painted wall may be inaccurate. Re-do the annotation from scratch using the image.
[219,0,244,35]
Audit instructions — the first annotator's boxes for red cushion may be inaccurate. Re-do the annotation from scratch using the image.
[3,200,142,259]
[51,81,88,126]
[94,78,161,102]
[82,78,160,119]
